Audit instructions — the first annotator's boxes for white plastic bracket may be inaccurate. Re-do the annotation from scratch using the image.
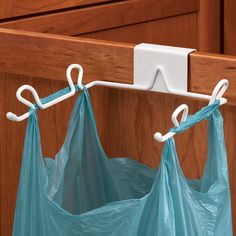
[134,43,196,93]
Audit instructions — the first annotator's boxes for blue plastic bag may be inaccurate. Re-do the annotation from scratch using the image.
[13,87,233,235]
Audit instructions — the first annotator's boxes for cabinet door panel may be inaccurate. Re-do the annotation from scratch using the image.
[224,0,236,55]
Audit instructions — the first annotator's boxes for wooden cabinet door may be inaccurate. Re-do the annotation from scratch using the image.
[224,0,236,55]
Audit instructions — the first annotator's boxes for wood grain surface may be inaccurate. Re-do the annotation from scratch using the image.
[0,0,198,35]
[1,73,236,235]
[0,0,115,20]
[80,13,197,49]
[0,28,134,84]
[197,0,221,53]
[189,52,236,104]
[224,0,236,55]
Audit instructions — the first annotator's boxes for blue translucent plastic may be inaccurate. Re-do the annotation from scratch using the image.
[13,87,233,235]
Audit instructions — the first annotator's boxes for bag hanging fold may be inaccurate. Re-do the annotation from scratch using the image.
[13,87,233,236]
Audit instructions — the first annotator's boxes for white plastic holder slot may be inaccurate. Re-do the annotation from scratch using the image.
[134,43,195,93]
[134,43,228,104]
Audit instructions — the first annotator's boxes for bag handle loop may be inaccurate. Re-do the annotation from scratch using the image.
[209,79,229,105]
[6,65,83,121]
[171,104,189,127]
[154,104,189,142]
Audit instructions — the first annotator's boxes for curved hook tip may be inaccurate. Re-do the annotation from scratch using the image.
[6,112,17,121]
[171,104,189,127]
[66,64,84,90]
[209,79,229,105]
[154,132,163,142]
[221,98,227,105]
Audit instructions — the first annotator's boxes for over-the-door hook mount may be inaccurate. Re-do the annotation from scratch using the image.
[6,44,229,122]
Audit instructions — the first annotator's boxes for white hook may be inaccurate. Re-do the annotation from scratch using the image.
[153,79,229,142]
[154,104,189,142]
[209,79,229,105]
[66,64,84,90]
[154,79,229,143]
[171,104,188,127]
[6,64,84,121]
[16,85,42,109]
[6,85,42,121]
[16,65,79,110]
